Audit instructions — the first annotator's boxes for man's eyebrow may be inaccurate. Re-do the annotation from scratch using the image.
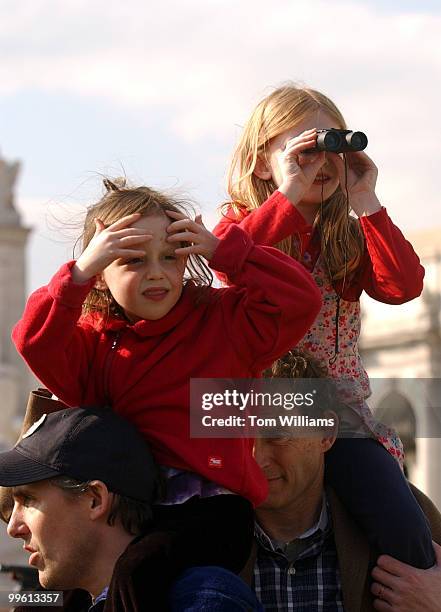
[11,485,33,497]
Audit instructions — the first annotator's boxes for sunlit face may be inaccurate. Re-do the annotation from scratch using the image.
[253,435,330,511]
[102,214,187,322]
[264,110,342,206]
[7,481,96,590]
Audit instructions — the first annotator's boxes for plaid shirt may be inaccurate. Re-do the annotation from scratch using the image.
[253,498,344,611]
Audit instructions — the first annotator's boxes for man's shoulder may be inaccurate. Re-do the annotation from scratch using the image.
[327,482,441,612]
[327,482,441,542]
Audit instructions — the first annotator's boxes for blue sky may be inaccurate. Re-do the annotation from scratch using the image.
[1,0,440,292]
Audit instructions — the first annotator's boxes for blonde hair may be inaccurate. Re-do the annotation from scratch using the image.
[225,84,364,282]
[78,178,212,318]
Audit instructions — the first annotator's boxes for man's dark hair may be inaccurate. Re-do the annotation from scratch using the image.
[49,476,154,536]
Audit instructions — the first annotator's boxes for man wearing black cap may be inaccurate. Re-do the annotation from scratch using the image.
[0,407,167,610]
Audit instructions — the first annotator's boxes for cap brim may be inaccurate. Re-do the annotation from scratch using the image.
[0,448,61,486]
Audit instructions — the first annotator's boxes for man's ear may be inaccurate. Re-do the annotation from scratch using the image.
[84,481,113,521]
[253,156,273,181]
[94,274,107,292]
[321,411,339,453]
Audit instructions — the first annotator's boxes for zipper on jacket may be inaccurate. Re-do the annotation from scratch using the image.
[103,332,120,405]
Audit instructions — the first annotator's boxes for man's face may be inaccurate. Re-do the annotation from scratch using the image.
[254,435,331,511]
[7,481,96,590]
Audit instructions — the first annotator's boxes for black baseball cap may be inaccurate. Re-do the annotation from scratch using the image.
[0,407,159,503]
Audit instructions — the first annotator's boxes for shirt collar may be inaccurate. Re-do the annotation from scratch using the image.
[255,493,329,554]
[298,493,328,539]
[89,586,108,611]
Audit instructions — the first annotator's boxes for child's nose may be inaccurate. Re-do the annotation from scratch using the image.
[145,261,164,280]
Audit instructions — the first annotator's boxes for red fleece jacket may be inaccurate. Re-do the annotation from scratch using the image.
[12,224,321,507]
[213,191,424,303]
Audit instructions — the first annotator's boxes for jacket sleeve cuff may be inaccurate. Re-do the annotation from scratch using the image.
[359,206,389,231]
[254,191,312,240]
[48,261,96,308]
[209,225,254,276]
[269,191,311,233]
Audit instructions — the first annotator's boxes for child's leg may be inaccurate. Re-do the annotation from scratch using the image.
[154,494,255,576]
[325,438,435,569]
[169,566,264,611]
[110,495,254,611]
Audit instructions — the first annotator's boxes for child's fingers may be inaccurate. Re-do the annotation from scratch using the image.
[344,150,378,176]
[167,230,198,243]
[165,209,188,221]
[110,227,153,237]
[173,244,207,255]
[284,137,318,157]
[167,218,200,234]
[282,138,324,169]
[111,228,153,239]
[105,213,142,231]
[118,234,153,247]
[94,218,106,234]
[283,129,316,148]
[345,149,374,164]
[165,210,206,232]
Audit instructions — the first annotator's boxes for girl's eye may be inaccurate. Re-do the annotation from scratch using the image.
[127,258,143,265]
[164,254,177,261]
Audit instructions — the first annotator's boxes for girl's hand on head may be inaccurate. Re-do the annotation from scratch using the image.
[277,129,327,202]
[72,213,153,283]
[328,151,382,217]
[165,211,220,261]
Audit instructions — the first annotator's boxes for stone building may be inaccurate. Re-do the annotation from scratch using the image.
[360,227,441,508]
[0,153,30,581]
[0,155,30,450]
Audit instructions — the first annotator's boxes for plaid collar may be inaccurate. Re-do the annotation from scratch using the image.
[255,494,329,563]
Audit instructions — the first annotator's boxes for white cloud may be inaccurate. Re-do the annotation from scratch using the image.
[1,1,439,135]
[2,0,440,230]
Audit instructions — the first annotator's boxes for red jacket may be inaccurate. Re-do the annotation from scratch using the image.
[214,191,424,303]
[12,224,321,507]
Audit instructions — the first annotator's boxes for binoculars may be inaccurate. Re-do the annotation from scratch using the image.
[308,129,368,153]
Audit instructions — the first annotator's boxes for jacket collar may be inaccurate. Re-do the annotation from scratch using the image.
[87,283,200,338]
[326,486,373,612]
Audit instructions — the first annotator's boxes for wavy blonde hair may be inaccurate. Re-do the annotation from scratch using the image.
[77,178,212,319]
[225,84,364,282]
